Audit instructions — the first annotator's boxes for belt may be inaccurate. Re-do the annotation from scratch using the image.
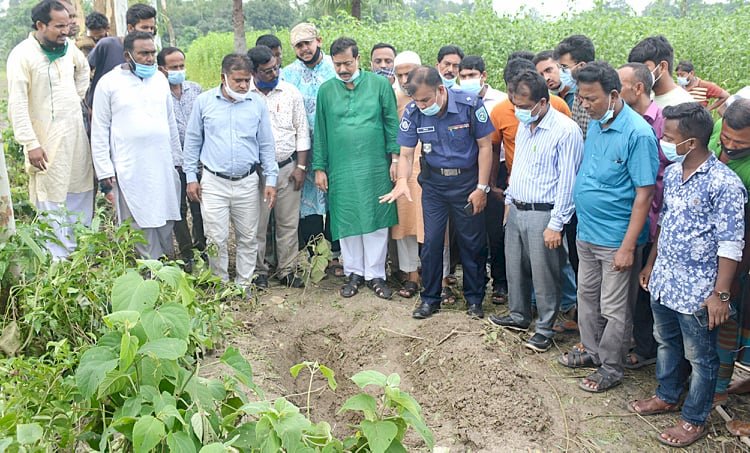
[429,165,477,177]
[513,201,554,211]
[278,151,298,169]
[204,165,256,181]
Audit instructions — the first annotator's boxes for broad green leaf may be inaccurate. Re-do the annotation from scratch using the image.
[121,395,143,418]
[226,423,258,449]
[240,401,273,415]
[310,255,327,283]
[112,271,159,313]
[318,365,338,390]
[104,310,141,329]
[338,394,378,421]
[360,420,398,453]
[138,338,187,360]
[351,370,387,389]
[185,376,227,408]
[132,416,165,453]
[386,388,421,418]
[199,442,226,453]
[221,347,263,397]
[97,368,132,399]
[167,431,197,453]
[119,331,139,371]
[384,439,408,453]
[190,412,203,443]
[399,408,434,449]
[76,346,118,399]
[15,423,42,445]
[385,373,400,388]
[289,362,306,378]
[155,265,185,289]
[141,302,190,341]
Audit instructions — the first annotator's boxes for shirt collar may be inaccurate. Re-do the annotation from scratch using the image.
[643,101,661,122]
[535,104,556,130]
[679,153,717,184]
[600,100,629,133]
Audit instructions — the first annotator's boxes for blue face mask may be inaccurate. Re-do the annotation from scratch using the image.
[460,78,482,95]
[559,67,577,93]
[441,75,456,89]
[514,101,540,125]
[420,90,442,116]
[660,139,691,163]
[255,77,279,90]
[598,97,616,125]
[167,70,185,85]
[128,53,156,79]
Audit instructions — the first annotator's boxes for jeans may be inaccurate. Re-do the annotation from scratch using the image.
[652,300,719,426]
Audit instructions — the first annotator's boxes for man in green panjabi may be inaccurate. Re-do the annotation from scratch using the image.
[313,37,399,300]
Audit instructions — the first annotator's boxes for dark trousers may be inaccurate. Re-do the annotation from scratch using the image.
[174,169,206,260]
[420,169,487,306]
[632,241,658,359]
[564,213,579,276]
[298,213,340,254]
[485,163,508,290]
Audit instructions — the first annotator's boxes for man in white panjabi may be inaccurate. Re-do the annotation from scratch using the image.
[7,0,93,258]
[91,31,181,258]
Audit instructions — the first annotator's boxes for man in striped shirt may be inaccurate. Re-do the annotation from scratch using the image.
[675,60,729,111]
[489,70,584,352]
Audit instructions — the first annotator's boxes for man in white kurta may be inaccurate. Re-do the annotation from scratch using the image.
[91,31,181,259]
[6,1,93,258]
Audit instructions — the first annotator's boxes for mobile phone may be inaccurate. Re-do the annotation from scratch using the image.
[463,201,474,216]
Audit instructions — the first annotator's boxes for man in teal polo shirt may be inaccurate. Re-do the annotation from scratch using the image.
[558,61,658,393]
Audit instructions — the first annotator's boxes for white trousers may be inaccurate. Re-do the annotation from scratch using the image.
[396,235,419,273]
[36,190,94,259]
[340,227,388,280]
[201,171,260,285]
[115,187,174,259]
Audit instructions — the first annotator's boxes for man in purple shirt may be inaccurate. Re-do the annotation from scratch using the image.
[618,62,670,369]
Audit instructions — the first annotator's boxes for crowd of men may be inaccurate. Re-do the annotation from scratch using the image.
[8,0,750,447]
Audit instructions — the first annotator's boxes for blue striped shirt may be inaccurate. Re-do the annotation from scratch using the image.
[505,106,584,231]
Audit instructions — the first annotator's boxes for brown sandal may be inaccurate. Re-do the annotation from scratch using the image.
[627,396,679,416]
[657,420,707,448]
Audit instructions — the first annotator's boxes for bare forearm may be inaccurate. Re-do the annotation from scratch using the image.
[297,150,309,167]
[477,140,492,186]
[716,257,739,293]
[397,146,415,180]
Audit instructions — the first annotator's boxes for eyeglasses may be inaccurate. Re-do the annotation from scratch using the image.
[258,66,280,77]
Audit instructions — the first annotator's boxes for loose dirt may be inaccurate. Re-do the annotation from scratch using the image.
[205,275,750,452]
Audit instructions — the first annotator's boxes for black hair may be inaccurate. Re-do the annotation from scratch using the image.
[459,55,485,73]
[676,60,694,73]
[330,37,358,58]
[126,3,156,27]
[255,34,282,50]
[503,58,536,84]
[437,45,464,63]
[85,11,108,30]
[371,42,396,57]
[509,70,550,104]
[662,102,714,146]
[247,45,274,71]
[507,50,534,62]
[532,50,555,66]
[123,30,153,53]
[628,35,675,74]
[724,99,750,131]
[554,35,595,64]
[31,0,67,29]
[405,65,442,95]
[618,62,653,96]
[157,46,184,67]
[221,53,253,74]
[575,60,621,93]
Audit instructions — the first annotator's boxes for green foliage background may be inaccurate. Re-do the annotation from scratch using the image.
[186,6,750,94]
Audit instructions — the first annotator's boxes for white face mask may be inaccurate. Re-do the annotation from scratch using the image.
[223,75,247,102]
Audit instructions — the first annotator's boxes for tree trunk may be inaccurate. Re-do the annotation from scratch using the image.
[351,0,361,19]
[160,0,176,46]
[232,0,246,54]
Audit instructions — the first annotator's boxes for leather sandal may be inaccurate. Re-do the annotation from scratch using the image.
[340,274,364,298]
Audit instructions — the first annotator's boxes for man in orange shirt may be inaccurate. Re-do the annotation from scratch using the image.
[676,60,729,111]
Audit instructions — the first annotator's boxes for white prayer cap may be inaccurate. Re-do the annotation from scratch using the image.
[726,86,750,108]
[394,51,421,68]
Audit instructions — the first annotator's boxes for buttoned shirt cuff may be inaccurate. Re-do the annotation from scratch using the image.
[547,217,564,232]
[22,139,41,151]
[295,139,311,152]
[718,240,744,262]
[186,173,199,184]
[264,175,277,187]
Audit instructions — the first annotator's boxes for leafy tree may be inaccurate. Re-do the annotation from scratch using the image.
[0,0,35,63]
[245,0,296,30]
[311,0,402,20]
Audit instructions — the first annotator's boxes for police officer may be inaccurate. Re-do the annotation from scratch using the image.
[380,66,495,319]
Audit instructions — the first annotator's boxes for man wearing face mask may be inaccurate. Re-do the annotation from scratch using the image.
[554,35,595,142]
[628,35,693,109]
[489,70,583,353]
[559,61,659,393]
[314,37,399,300]
[380,66,495,319]
[675,60,729,111]
[157,46,205,269]
[435,45,463,91]
[371,43,396,85]
[249,45,309,289]
[183,53,278,292]
[7,0,92,259]
[91,31,182,259]
[534,50,575,109]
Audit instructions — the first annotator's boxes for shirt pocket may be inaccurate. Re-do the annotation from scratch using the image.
[595,154,628,187]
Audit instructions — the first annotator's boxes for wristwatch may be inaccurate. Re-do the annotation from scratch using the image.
[716,290,731,302]
[297,164,307,171]
[477,184,490,194]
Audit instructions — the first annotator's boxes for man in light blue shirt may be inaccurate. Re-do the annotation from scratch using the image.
[184,53,278,290]
[559,61,658,393]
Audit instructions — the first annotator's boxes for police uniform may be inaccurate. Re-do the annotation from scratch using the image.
[398,89,496,308]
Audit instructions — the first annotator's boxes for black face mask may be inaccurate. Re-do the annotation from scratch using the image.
[721,141,750,160]
[297,46,322,65]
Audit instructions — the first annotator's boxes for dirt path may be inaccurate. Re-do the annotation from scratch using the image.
[202,275,750,452]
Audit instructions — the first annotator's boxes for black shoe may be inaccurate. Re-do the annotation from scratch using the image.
[466,304,484,319]
[181,258,194,274]
[412,302,440,319]
[254,274,269,289]
[491,286,508,305]
[488,314,529,332]
[279,273,304,288]
[525,333,553,352]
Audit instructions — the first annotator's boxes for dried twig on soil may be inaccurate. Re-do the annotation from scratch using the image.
[378,326,425,341]
[581,413,639,422]
[543,375,571,452]
[715,404,750,448]
[436,329,479,346]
